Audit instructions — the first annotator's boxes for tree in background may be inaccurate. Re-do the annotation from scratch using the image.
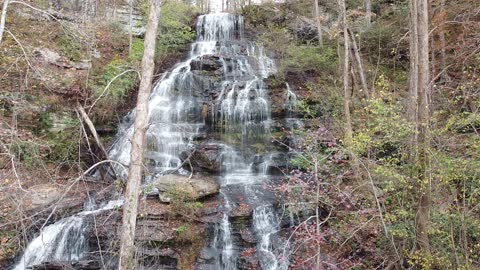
[313,0,323,48]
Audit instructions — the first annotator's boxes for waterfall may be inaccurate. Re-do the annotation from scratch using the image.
[285,83,303,130]
[13,200,123,270]
[15,11,291,270]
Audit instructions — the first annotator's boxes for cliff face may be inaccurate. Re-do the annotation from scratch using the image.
[0,1,194,268]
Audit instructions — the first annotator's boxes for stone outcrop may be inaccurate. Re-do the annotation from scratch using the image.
[180,143,223,174]
[190,55,224,73]
[33,48,92,70]
[151,174,220,202]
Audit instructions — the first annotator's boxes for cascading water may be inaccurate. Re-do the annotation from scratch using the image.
[13,200,123,270]
[14,10,292,270]
[112,11,288,268]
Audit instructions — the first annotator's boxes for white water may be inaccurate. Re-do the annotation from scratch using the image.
[106,12,287,268]
[14,11,291,270]
[13,200,123,270]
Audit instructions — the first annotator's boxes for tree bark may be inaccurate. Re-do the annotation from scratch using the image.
[408,0,419,150]
[349,29,369,98]
[339,0,352,142]
[314,0,323,47]
[439,0,448,81]
[128,0,133,55]
[118,0,161,269]
[76,102,108,158]
[365,0,371,26]
[0,0,10,45]
[415,0,431,253]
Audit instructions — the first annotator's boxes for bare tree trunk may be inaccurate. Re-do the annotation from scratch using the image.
[0,0,10,45]
[339,0,352,142]
[76,102,108,157]
[415,0,431,253]
[314,0,323,47]
[349,29,369,98]
[439,0,448,81]
[365,0,371,26]
[408,0,419,154]
[314,157,323,270]
[118,0,161,269]
[113,0,117,19]
[128,0,133,55]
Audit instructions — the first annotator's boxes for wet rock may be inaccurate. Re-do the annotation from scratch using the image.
[31,260,101,270]
[198,247,217,262]
[180,144,223,173]
[239,228,257,244]
[230,202,253,218]
[139,247,177,270]
[190,55,223,73]
[252,152,289,175]
[152,174,220,202]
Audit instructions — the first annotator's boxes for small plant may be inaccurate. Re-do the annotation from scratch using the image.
[175,224,189,234]
[58,32,83,61]
[10,140,41,168]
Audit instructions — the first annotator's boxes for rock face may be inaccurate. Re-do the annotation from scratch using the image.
[152,174,220,202]
[33,48,92,70]
[32,260,100,270]
[180,144,223,173]
[190,55,224,73]
[83,197,217,270]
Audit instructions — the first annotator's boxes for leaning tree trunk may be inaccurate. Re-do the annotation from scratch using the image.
[349,29,369,98]
[118,0,161,269]
[415,0,431,253]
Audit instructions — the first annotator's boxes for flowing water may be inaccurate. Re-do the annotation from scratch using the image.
[112,11,287,269]
[14,11,292,270]
[13,200,123,270]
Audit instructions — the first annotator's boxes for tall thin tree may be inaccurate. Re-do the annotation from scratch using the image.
[339,0,353,143]
[415,0,431,252]
[365,0,371,26]
[314,0,323,47]
[118,0,161,269]
[0,0,11,45]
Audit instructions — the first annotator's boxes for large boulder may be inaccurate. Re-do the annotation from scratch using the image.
[152,174,220,202]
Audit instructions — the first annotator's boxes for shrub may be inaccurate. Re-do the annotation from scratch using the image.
[58,32,83,61]
[93,58,138,105]
[155,1,197,55]
[138,0,197,56]
[285,45,337,74]
[10,141,41,168]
